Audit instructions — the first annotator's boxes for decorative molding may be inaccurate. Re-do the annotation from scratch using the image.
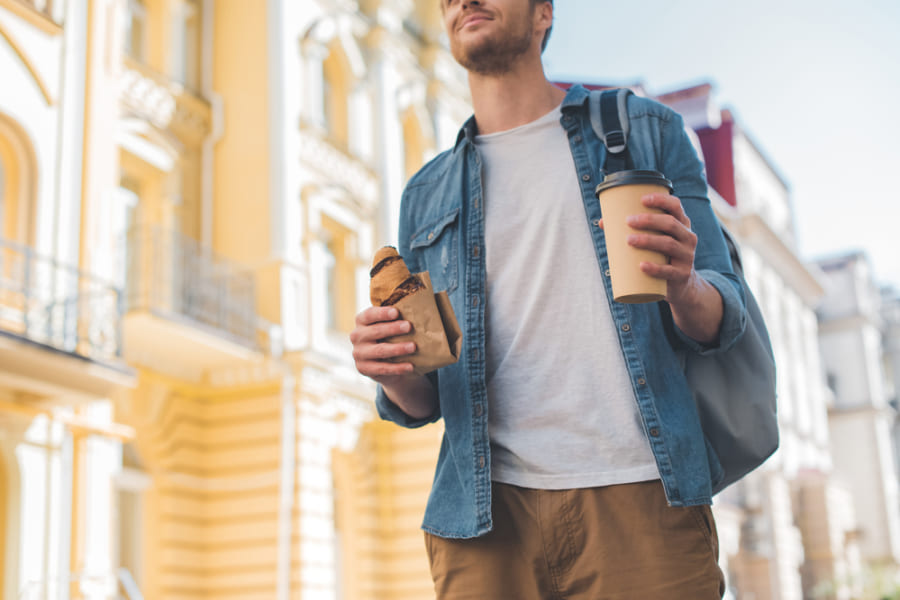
[119,59,212,145]
[171,92,212,145]
[0,21,54,104]
[119,67,176,129]
[0,0,62,36]
[298,126,378,208]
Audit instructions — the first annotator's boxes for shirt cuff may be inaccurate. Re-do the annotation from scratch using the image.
[375,384,441,429]
[673,269,748,356]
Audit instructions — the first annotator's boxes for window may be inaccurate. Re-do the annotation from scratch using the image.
[322,46,350,149]
[322,216,356,334]
[0,450,9,600]
[402,109,427,181]
[0,159,6,237]
[16,418,66,599]
[115,178,140,291]
[0,114,39,253]
[0,137,15,242]
[115,444,149,592]
[0,127,29,244]
[324,238,337,330]
[125,0,148,61]
[173,0,201,90]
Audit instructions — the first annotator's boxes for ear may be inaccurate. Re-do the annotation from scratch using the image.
[536,2,553,35]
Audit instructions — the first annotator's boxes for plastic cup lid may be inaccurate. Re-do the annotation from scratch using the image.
[594,170,673,197]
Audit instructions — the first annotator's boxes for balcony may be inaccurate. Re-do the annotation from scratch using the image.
[119,56,212,146]
[122,227,271,379]
[298,122,379,210]
[0,238,134,403]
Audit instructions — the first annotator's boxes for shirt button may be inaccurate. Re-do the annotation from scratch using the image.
[649,428,661,437]
[472,295,480,307]
[472,348,479,360]
[637,378,646,386]
[473,245,480,257]
[604,268,611,277]
[478,456,486,468]
[621,323,631,332]
[427,232,434,240]
[475,404,484,416]
[582,173,591,182]
[573,135,583,143]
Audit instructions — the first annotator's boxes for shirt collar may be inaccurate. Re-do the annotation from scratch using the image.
[452,85,591,151]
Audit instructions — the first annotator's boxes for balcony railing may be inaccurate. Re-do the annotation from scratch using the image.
[0,237,123,363]
[125,226,259,351]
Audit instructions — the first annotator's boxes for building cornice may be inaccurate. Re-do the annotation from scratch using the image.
[713,192,825,305]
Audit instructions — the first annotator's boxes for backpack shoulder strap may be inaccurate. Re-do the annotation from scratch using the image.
[589,87,634,174]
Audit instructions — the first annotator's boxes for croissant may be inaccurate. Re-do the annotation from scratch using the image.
[370,246,425,306]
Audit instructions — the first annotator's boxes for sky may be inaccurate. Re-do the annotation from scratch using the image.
[542,0,900,291]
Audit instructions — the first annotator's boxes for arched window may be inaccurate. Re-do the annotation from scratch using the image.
[0,116,37,245]
[0,135,17,243]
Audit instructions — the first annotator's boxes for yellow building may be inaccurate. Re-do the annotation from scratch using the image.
[1,0,470,598]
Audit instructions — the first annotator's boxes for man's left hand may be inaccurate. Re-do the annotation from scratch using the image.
[622,192,724,344]
[624,192,698,304]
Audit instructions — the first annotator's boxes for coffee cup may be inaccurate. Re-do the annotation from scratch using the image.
[594,170,673,304]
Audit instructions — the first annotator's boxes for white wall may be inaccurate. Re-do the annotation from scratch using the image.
[732,131,794,244]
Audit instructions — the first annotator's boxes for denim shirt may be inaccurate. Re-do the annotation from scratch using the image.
[375,85,747,539]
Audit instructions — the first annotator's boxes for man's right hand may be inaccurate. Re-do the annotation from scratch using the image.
[350,306,438,420]
[350,306,418,381]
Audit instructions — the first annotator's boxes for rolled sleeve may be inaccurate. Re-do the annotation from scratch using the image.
[375,382,441,429]
[655,104,748,357]
[672,269,747,356]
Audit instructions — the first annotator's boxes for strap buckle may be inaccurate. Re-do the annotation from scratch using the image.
[605,130,626,154]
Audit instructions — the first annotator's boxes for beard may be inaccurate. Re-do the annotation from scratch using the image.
[450,16,535,76]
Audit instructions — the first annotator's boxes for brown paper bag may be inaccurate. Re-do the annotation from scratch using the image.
[386,272,462,375]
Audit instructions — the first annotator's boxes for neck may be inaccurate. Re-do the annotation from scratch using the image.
[467,56,566,135]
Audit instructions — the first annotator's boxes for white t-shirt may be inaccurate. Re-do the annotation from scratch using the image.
[476,105,659,490]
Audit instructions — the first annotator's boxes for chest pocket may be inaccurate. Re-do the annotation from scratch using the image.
[409,208,460,294]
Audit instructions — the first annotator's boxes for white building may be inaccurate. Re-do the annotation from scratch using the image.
[659,83,864,599]
[816,253,900,575]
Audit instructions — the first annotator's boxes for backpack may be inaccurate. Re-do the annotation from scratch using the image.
[589,88,779,493]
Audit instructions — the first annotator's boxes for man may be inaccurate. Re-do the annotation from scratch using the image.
[350,0,746,597]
